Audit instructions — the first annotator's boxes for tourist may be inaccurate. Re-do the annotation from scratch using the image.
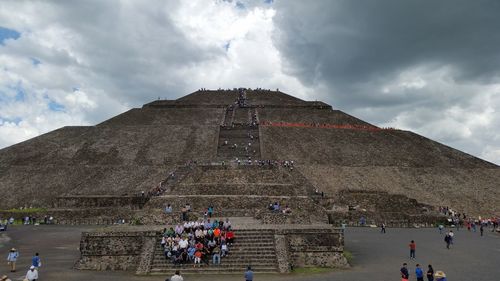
[448,230,454,244]
[438,224,444,234]
[226,229,235,246]
[273,202,280,212]
[187,245,196,261]
[427,264,434,281]
[444,233,452,249]
[175,224,183,235]
[223,218,231,230]
[179,237,188,251]
[480,224,484,236]
[434,271,447,281]
[381,223,386,233]
[170,270,184,281]
[32,253,41,268]
[221,242,229,257]
[25,266,38,281]
[245,266,254,281]
[208,205,214,218]
[6,248,18,272]
[181,207,188,221]
[400,263,409,281]
[409,240,416,259]
[359,216,366,226]
[194,250,202,267]
[212,246,221,265]
[415,264,424,281]
[165,204,173,213]
[282,205,292,214]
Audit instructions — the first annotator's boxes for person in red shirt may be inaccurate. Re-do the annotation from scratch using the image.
[214,228,221,238]
[409,240,416,259]
[194,250,202,267]
[226,230,235,246]
[195,241,204,251]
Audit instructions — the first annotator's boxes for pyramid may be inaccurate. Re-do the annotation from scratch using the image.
[0,88,498,218]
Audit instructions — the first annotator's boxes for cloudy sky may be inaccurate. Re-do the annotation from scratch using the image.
[1,0,500,164]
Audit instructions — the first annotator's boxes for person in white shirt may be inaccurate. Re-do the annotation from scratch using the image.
[179,238,188,250]
[26,266,38,281]
[170,270,184,281]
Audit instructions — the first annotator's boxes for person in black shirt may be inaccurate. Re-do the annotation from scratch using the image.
[427,264,434,281]
[400,263,409,281]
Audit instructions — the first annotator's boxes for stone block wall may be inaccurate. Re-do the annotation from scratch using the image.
[54,196,148,209]
[76,231,157,271]
[278,228,347,268]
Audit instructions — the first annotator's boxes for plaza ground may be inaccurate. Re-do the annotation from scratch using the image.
[0,225,498,280]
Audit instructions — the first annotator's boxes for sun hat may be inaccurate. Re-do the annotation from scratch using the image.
[434,271,446,278]
[30,265,35,269]
[10,248,15,251]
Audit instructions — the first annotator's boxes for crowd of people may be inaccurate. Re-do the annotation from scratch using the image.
[1,215,55,228]
[438,206,499,233]
[400,263,446,281]
[159,218,235,267]
[3,249,41,281]
[267,202,292,214]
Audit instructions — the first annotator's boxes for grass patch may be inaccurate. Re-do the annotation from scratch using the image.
[292,267,334,274]
[0,208,47,213]
[343,250,354,264]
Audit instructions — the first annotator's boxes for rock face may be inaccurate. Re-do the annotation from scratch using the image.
[1,89,498,216]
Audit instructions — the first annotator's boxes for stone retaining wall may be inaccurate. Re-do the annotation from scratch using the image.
[279,228,347,268]
[328,210,446,227]
[54,196,148,209]
[76,231,157,271]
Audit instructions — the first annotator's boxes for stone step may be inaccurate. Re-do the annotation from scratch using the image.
[149,267,279,274]
[152,258,277,264]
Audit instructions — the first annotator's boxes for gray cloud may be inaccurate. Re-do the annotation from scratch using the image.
[273,0,500,163]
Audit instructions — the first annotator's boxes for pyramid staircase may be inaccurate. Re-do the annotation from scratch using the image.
[149,229,279,274]
[217,106,261,159]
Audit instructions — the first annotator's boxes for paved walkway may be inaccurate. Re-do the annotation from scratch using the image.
[0,225,498,280]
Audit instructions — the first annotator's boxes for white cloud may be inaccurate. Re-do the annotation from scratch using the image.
[0,0,314,149]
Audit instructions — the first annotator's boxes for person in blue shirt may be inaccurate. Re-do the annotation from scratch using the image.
[245,266,254,281]
[32,253,41,268]
[415,264,424,281]
[187,246,196,262]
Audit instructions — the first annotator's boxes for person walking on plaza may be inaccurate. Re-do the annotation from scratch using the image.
[170,270,183,281]
[415,264,424,281]
[32,252,41,268]
[381,223,386,233]
[444,233,452,249]
[480,224,484,236]
[245,266,254,281]
[409,240,416,259]
[6,248,18,272]
[25,265,38,281]
[426,264,434,281]
[400,263,409,281]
